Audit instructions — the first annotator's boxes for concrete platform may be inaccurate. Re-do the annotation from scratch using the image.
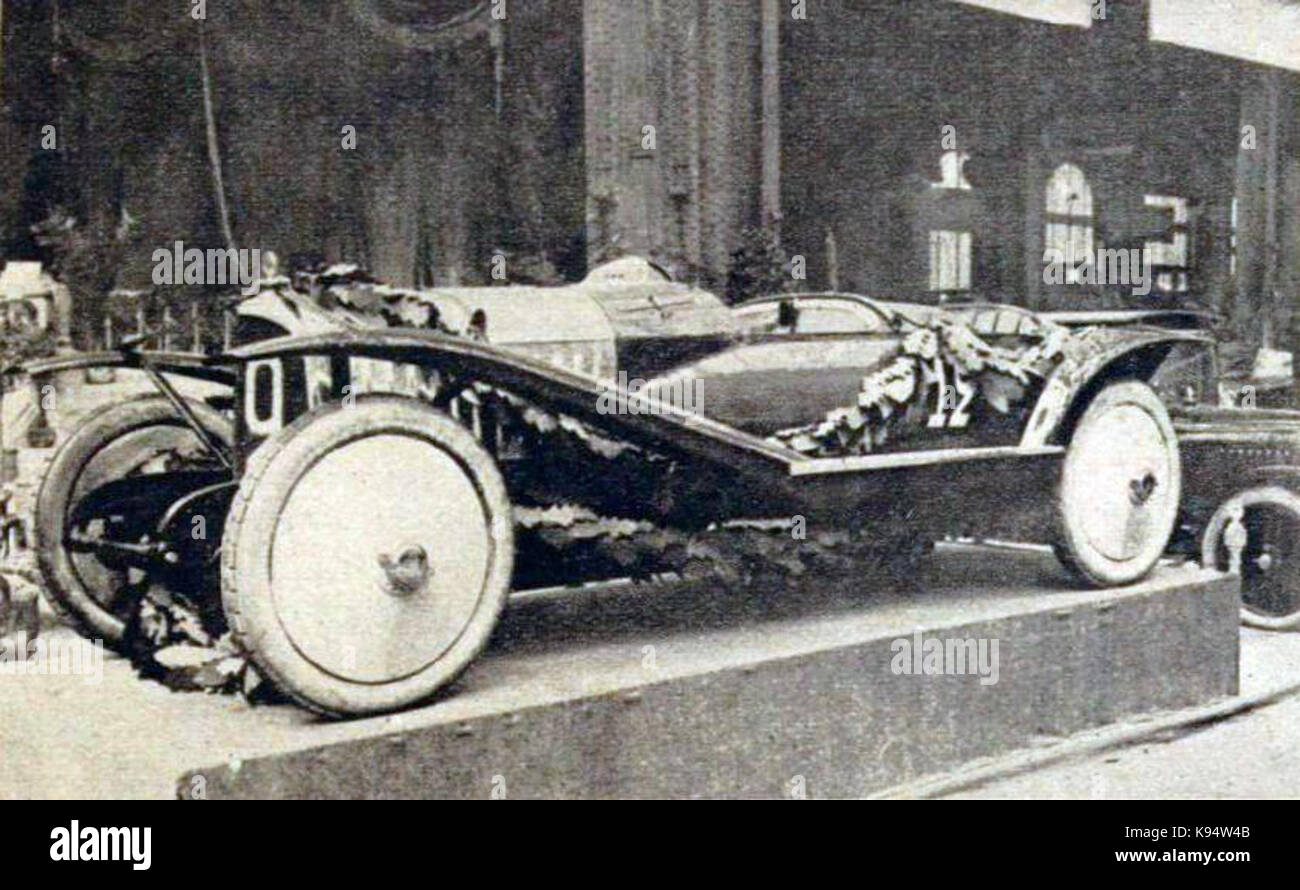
[169,545,1238,799]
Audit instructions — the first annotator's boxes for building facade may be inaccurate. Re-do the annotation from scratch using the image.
[0,0,1297,352]
[586,0,1300,350]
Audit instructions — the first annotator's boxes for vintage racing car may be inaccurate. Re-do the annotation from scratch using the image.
[17,262,1200,715]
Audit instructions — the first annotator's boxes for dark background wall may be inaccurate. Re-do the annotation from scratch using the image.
[1,0,587,301]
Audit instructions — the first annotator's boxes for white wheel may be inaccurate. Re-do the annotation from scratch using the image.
[222,396,514,716]
[1201,486,1300,631]
[1054,380,1180,587]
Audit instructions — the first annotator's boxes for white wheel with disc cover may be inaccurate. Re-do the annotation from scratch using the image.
[1054,380,1181,587]
[222,396,514,716]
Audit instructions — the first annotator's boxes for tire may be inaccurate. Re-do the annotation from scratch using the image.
[1201,486,1300,631]
[222,395,514,717]
[1053,380,1181,587]
[35,395,234,648]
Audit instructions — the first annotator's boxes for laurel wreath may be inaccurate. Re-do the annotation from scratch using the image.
[56,2,493,65]
[771,318,1067,457]
[344,0,493,51]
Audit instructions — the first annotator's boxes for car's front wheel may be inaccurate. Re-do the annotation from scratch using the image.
[1053,380,1181,587]
[221,396,514,717]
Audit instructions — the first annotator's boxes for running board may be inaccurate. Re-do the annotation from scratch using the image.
[787,445,1064,477]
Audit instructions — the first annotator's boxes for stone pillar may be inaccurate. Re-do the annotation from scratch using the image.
[761,0,781,230]
[1232,67,1282,345]
[584,0,764,280]
[583,0,624,261]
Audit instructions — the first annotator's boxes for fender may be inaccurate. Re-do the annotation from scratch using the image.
[1020,326,1210,448]
[16,350,237,387]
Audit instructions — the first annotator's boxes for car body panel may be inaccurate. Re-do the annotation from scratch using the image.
[226,287,1194,467]
[21,349,237,386]
[1171,402,1300,548]
[1020,324,1210,448]
[650,337,904,437]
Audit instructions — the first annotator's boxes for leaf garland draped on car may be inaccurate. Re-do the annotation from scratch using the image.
[770,314,1068,457]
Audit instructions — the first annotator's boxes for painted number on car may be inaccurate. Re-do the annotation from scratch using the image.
[245,359,284,437]
[924,357,974,429]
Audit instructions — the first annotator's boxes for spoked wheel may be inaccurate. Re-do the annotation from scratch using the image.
[222,396,514,717]
[1201,486,1300,630]
[35,395,234,648]
[1053,380,1181,587]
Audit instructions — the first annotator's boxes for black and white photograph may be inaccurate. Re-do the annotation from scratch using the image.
[0,0,1294,837]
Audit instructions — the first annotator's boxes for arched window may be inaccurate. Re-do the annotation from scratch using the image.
[1044,163,1094,284]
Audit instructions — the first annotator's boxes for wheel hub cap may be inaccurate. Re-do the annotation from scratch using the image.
[1128,472,1158,507]
[378,544,433,597]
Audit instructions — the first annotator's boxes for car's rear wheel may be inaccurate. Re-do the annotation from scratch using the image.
[1054,380,1180,587]
[1201,486,1300,630]
[221,396,514,717]
[35,395,233,649]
